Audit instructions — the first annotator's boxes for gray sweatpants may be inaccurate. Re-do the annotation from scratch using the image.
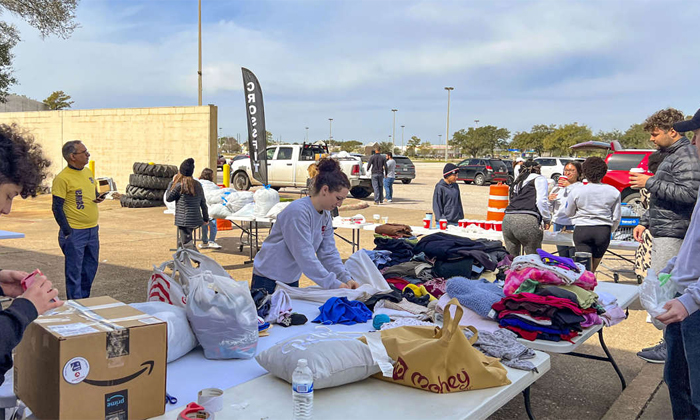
[502,213,543,256]
[650,236,684,273]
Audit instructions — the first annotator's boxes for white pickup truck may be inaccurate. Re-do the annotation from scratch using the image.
[229,144,374,198]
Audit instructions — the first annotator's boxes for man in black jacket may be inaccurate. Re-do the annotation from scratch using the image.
[0,125,64,385]
[366,146,387,205]
[631,108,700,363]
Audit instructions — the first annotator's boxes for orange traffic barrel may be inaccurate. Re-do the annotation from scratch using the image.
[487,183,509,221]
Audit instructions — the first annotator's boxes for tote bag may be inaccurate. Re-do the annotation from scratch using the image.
[371,298,510,393]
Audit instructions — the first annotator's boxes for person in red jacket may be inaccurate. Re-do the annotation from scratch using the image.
[0,124,63,385]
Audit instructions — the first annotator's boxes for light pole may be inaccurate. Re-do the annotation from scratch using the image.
[474,119,480,128]
[198,0,202,106]
[391,109,398,150]
[439,134,442,156]
[444,87,454,161]
[401,125,405,151]
[328,118,333,144]
[305,126,309,143]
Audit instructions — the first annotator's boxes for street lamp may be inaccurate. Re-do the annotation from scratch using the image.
[328,118,333,143]
[401,125,405,151]
[474,119,480,128]
[444,87,454,162]
[391,109,398,150]
[305,126,309,143]
[198,0,202,106]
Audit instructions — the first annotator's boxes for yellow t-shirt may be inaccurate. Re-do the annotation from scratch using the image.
[52,167,99,229]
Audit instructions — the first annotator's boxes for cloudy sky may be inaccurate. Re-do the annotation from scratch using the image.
[6,0,700,146]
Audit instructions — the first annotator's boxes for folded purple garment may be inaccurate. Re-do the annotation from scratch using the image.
[537,248,579,272]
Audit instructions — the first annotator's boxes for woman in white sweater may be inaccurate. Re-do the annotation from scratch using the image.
[564,157,621,271]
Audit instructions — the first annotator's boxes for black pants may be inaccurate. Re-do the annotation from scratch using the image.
[573,225,611,259]
[251,273,298,294]
[177,227,194,248]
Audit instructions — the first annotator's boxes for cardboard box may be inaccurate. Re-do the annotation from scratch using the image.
[14,297,167,420]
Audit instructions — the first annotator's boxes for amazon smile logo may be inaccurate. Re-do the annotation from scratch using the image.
[84,361,154,387]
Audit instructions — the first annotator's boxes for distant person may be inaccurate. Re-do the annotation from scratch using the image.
[432,163,463,225]
[654,107,700,419]
[548,161,584,258]
[565,157,621,272]
[366,146,387,205]
[384,152,396,202]
[52,140,105,299]
[513,157,525,180]
[502,159,550,256]
[166,158,209,249]
[197,168,222,249]
[1,124,63,386]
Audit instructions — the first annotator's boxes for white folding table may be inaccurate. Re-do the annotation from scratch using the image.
[0,230,24,240]
[332,222,371,253]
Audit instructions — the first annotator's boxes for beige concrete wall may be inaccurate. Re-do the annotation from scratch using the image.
[0,105,217,192]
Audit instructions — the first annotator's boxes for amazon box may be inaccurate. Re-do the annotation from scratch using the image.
[14,296,167,420]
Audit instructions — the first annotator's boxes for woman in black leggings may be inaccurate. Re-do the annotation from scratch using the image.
[564,157,622,271]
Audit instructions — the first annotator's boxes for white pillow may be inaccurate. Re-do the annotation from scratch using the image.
[130,302,198,362]
[255,328,380,389]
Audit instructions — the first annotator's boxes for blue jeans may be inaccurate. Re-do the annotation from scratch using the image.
[251,273,298,295]
[371,174,384,203]
[59,226,99,299]
[665,307,700,419]
[201,219,218,243]
[383,177,395,201]
[553,223,576,258]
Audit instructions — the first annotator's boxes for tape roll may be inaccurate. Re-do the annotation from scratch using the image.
[178,402,214,420]
[198,388,224,413]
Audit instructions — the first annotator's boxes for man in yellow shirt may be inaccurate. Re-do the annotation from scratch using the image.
[52,141,105,299]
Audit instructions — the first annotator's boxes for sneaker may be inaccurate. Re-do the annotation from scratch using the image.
[641,339,664,352]
[208,241,222,249]
[637,341,667,363]
[388,199,392,202]
[198,243,209,249]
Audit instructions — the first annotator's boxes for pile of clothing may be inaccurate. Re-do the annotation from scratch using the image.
[488,250,624,342]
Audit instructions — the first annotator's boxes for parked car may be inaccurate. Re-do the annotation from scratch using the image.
[456,158,509,186]
[216,155,226,169]
[501,159,515,184]
[534,157,585,181]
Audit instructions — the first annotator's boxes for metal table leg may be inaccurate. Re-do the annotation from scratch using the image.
[523,386,535,420]
[566,328,627,390]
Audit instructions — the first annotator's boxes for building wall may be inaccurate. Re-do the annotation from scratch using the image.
[0,94,49,112]
[0,105,218,192]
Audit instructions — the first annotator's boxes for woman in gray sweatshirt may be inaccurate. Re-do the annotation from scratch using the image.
[252,159,360,294]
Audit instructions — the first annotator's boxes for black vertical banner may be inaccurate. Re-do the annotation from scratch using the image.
[241,67,268,185]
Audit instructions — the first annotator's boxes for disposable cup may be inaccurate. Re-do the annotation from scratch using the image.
[439,219,448,230]
[423,218,431,229]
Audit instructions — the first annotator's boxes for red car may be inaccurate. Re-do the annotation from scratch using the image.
[571,141,654,214]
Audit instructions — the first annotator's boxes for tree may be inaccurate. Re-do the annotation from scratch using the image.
[43,90,73,109]
[418,142,433,157]
[542,123,594,156]
[378,142,394,154]
[340,140,362,152]
[477,125,511,156]
[405,135,421,157]
[266,130,273,144]
[218,136,240,154]
[0,0,79,102]
[621,123,652,149]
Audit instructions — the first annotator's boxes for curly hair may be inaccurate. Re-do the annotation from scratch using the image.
[0,124,51,198]
[582,156,608,183]
[643,108,685,132]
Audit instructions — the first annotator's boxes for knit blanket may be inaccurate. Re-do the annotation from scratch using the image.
[445,277,505,318]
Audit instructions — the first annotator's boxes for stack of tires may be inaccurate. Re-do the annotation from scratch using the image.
[120,162,178,208]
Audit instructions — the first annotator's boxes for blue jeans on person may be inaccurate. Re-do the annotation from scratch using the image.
[371,174,384,203]
[665,306,700,419]
[383,177,395,201]
[251,273,298,295]
[58,226,99,300]
[201,219,217,243]
[553,223,576,258]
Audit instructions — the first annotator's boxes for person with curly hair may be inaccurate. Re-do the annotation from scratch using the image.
[564,157,621,272]
[0,124,64,385]
[52,140,107,299]
[252,158,359,293]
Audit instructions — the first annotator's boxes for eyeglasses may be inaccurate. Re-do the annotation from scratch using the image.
[73,150,89,155]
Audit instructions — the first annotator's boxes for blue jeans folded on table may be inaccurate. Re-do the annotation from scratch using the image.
[59,226,99,300]
[251,273,298,295]
[665,305,700,419]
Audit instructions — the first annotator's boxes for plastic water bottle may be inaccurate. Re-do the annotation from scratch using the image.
[292,359,314,420]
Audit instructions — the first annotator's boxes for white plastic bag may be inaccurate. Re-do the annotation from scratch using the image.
[345,250,391,291]
[173,248,231,282]
[130,302,198,362]
[208,203,232,219]
[254,187,280,218]
[233,202,255,217]
[164,191,175,213]
[148,260,188,308]
[186,271,259,359]
[224,191,254,213]
[639,269,677,330]
[265,202,290,219]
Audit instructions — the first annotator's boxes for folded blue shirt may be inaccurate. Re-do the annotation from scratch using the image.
[312,297,373,325]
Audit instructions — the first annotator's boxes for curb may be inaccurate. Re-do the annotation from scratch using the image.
[601,363,664,420]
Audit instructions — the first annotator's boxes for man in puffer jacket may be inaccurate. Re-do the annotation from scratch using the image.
[631,108,700,363]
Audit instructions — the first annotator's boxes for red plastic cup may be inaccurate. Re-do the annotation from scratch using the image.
[439,219,448,230]
[423,218,431,229]
[458,219,465,228]
[484,221,493,230]
[494,221,503,232]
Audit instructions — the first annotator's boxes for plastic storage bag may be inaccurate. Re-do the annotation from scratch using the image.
[233,202,255,217]
[254,187,280,218]
[186,271,259,359]
[639,269,677,330]
[130,302,198,362]
[208,203,232,219]
[265,202,291,219]
[224,191,254,213]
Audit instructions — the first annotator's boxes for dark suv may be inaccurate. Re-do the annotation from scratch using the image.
[456,158,509,186]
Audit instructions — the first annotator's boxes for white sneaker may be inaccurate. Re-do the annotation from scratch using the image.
[198,243,209,249]
[208,241,222,249]
[388,199,392,202]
